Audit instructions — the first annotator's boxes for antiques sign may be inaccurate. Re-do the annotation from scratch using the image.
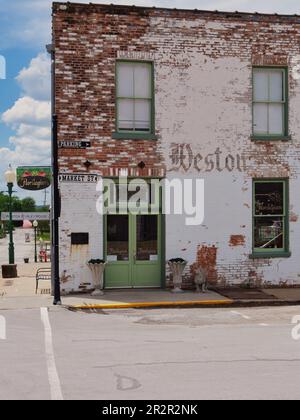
[58,141,91,149]
[17,167,51,191]
[58,173,98,183]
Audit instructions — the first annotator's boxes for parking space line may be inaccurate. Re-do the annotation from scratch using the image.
[41,307,63,400]
[230,310,251,320]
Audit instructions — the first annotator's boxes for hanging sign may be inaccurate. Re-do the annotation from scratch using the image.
[17,167,51,191]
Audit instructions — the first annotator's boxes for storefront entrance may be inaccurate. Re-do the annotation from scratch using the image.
[104,214,162,288]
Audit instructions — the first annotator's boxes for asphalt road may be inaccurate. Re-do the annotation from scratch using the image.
[1,305,300,400]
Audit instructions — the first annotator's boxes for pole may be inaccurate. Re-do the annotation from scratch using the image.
[7,182,14,265]
[34,226,37,263]
[47,41,61,305]
[52,114,61,305]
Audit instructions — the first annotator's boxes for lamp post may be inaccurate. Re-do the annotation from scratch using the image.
[4,165,16,265]
[33,220,38,263]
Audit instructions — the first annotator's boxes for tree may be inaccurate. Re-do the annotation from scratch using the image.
[21,197,36,212]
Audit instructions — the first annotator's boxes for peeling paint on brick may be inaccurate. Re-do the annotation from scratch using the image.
[229,235,246,247]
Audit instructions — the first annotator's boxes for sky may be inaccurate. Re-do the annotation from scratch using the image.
[0,0,300,204]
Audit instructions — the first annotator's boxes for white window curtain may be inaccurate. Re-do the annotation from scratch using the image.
[117,62,152,132]
[253,69,284,136]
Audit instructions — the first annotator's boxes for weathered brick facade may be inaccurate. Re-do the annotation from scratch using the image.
[53,2,300,292]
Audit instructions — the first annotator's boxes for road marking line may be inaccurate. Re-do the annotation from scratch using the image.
[259,323,269,327]
[230,310,251,320]
[40,307,63,400]
[0,315,6,340]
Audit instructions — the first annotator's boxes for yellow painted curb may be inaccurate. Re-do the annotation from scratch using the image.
[68,300,234,310]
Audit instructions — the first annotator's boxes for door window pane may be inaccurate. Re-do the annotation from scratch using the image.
[107,215,129,261]
[136,215,158,261]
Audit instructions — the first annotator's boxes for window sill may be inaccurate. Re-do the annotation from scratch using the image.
[112,132,158,140]
[251,135,291,142]
[249,251,291,259]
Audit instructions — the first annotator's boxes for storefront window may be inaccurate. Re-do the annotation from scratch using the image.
[136,215,158,261]
[107,215,129,261]
[253,180,288,254]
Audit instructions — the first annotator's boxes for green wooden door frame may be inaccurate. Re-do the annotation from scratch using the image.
[103,178,165,288]
[103,213,164,288]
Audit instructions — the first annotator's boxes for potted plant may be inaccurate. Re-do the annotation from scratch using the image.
[168,258,187,293]
[87,259,106,296]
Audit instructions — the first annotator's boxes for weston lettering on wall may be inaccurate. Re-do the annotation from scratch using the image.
[169,144,248,173]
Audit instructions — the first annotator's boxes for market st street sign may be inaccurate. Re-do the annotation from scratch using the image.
[58,173,98,183]
[0,212,50,221]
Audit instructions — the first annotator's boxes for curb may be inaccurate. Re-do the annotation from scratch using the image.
[65,299,300,310]
[66,299,234,310]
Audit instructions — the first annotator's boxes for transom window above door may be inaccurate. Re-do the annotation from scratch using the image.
[252,67,289,140]
[113,61,156,140]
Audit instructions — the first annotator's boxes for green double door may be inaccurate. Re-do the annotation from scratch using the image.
[104,214,162,288]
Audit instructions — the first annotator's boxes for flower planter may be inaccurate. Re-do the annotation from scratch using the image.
[87,259,106,296]
[168,258,187,293]
[1,264,18,279]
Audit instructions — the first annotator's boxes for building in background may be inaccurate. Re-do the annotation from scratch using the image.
[52,2,300,293]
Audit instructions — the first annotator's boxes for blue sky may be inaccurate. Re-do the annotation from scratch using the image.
[0,0,300,204]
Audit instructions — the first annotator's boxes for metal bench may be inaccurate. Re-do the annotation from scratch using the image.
[36,268,51,294]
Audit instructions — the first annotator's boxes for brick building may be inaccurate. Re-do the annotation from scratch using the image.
[51,2,300,293]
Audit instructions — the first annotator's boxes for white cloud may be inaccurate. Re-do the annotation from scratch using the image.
[16,53,51,101]
[2,97,50,127]
[0,51,51,204]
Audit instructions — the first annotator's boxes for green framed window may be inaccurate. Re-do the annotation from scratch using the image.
[113,61,155,140]
[251,179,290,258]
[252,67,289,140]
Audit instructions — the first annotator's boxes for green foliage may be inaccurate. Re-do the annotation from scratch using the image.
[0,192,37,213]
[0,194,50,232]
[20,197,36,212]
[0,225,6,239]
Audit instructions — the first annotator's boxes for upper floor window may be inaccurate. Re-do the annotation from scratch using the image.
[114,61,155,139]
[252,67,288,140]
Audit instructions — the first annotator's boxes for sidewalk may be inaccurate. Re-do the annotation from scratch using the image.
[2,261,300,310]
[0,262,52,309]
[63,289,232,310]
[63,287,300,310]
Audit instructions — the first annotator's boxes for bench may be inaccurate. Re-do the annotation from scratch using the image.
[36,268,51,294]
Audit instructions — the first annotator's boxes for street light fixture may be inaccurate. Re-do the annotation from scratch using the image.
[4,164,16,265]
[33,220,38,263]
